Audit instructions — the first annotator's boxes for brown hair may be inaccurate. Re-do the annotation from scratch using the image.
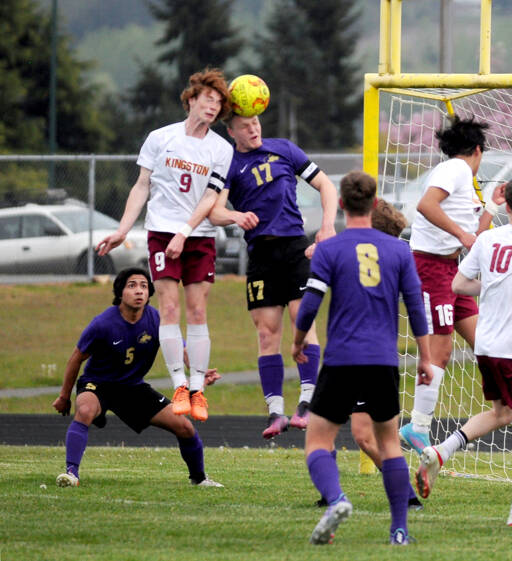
[340,171,376,216]
[371,199,407,237]
[180,68,231,121]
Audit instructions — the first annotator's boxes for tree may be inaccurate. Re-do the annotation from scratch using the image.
[0,0,112,154]
[119,0,244,146]
[256,0,362,150]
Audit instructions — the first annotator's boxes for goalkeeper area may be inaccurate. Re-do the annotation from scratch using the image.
[364,0,512,484]
[371,84,512,483]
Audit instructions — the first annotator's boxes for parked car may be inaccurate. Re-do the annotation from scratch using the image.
[0,203,148,275]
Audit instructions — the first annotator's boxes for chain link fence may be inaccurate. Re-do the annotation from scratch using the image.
[0,153,366,281]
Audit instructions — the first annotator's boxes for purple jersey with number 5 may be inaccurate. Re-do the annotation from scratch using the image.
[77,305,160,385]
[225,138,320,248]
[306,228,427,366]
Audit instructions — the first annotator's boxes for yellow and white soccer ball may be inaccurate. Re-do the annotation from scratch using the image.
[228,74,270,118]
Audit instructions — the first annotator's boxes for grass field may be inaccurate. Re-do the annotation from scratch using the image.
[2,446,511,561]
[1,277,479,419]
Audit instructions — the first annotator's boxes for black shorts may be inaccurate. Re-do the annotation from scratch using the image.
[246,236,310,310]
[309,364,400,424]
[77,380,171,434]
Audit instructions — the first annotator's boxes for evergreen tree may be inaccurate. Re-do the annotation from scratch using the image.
[256,0,362,150]
[0,0,111,153]
[121,0,244,145]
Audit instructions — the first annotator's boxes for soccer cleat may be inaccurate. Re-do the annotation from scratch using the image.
[290,401,310,430]
[56,472,79,487]
[507,504,512,526]
[310,498,353,545]
[191,476,224,488]
[390,528,415,545]
[262,413,289,439]
[407,496,424,511]
[172,385,191,416]
[399,422,431,455]
[190,390,208,421]
[415,446,443,499]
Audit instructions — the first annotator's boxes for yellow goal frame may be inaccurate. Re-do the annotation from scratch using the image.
[363,0,512,183]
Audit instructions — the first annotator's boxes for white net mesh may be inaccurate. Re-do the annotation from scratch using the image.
[380,87,512,480]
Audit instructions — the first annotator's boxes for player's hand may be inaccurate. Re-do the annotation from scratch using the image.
[204,368,221,386]
[491,182,507,206]
[417,362,433,386]
[292,341,309,364]
[53,396,72,416]
[458,230,477,250]
[96,231,126,255]
[235,211,259,231]
[305,242,316,259]
[165,234,186,260]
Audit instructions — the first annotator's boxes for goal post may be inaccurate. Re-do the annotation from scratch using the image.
[362,0,512,481]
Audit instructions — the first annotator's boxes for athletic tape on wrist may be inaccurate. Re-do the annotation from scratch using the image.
[485,199,499,217]
[179,224,193,238]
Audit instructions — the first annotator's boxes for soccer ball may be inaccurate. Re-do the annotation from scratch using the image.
[228,74,270,118]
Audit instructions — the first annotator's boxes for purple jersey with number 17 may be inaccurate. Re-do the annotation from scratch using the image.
[225,138,320,249]
[307,228,427,366]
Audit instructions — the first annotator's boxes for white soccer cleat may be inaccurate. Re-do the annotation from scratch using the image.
[310,499,353,545]
[193,476,224,488]
[56,472,79,487]
[415,446,443,499]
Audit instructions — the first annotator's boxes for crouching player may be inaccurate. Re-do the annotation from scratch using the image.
[52,267,222,488]
[292,172,433,545]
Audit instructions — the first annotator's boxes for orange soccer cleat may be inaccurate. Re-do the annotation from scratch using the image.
[190,390,208,421]
[172,385,191,416]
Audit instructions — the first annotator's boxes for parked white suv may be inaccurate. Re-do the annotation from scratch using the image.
[0,203,148,275]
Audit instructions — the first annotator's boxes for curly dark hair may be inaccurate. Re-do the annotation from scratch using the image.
[112,267,154,306]
[180,68,231,122]
[340,171,376,216]
[436,116,489,158]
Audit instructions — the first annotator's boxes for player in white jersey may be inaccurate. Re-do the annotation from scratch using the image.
[97,68,233,422]
[400,116,505,455]
[415,181,512,518]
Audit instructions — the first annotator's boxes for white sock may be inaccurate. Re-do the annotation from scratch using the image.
[299,383,315,404]
[266,395,284,416]
[159,324,187,389]
[186,324,210,392]
[438,430,467,463]
[412,364,444,432]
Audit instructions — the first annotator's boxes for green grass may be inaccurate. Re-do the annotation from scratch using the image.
[0,277,328,390]
[1,446,511,561]
[0,277,484,417]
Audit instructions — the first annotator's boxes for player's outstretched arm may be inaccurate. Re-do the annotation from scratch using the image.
[52,347,90,415]
[208,189,259,230]
[309,171,338,242]
[96,167,151,255]
[165,188,220,260]
[417,186,476,250]
[452,270,481,296]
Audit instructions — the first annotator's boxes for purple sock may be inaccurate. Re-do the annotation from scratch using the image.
[65,420,89,478]
[382,456,410,536]
[177,431,205,482]
[307,449,344,505]
[258,354,284,399]
[298,344,320,386]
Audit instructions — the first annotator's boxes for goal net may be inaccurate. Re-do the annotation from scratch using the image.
[379,87,512,481]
